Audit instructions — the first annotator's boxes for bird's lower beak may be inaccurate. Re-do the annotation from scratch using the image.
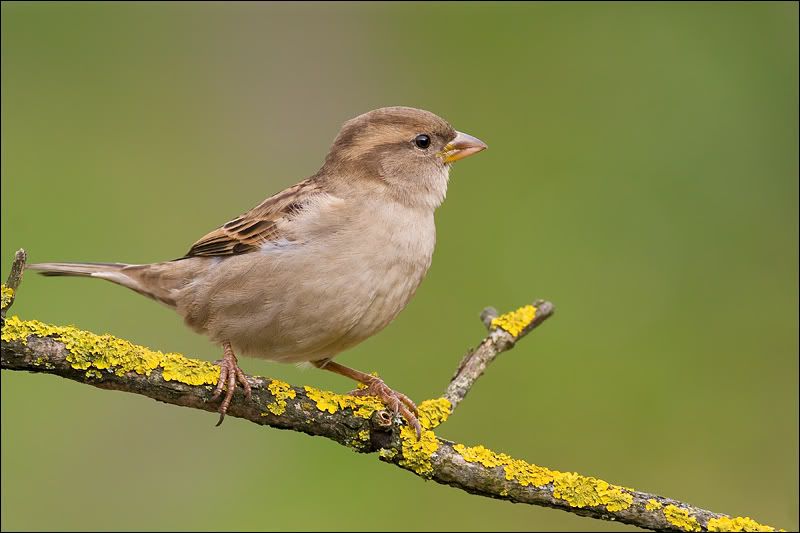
[440,131,488,163]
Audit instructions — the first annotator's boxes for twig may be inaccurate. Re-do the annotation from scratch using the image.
[0,252,782,532]
[1,249,27,321]
[445,299,554,410]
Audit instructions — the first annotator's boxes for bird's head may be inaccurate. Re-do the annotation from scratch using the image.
[322,106,487,209]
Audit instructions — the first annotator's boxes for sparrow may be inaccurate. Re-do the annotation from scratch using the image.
[28,106,487,436]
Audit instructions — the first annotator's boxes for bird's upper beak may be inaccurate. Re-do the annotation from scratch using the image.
[440,131,488,163]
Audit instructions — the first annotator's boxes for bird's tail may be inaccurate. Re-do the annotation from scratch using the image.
[29,261,130,278]
[28,261,177,307]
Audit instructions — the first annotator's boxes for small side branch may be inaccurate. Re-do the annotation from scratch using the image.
[444,300,554,410]
[1,249,26,321]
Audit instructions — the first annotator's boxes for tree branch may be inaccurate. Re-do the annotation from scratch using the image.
[0,250,782,532]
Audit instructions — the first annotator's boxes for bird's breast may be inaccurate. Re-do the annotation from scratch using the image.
[264,203,436,359]
[189,201,438,362]
[327,204,436,338]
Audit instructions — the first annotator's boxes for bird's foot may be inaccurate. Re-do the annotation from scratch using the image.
[351,377,421,439]
[210,343,252,426]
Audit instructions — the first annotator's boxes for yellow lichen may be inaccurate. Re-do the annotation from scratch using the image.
[417,397,451,430]
[379,448,397,460]
[398,425,439,477]
[85,369,103,379]
[346,428,373,451]
[455,443,510,468]
[302,393,450,466]
[393,392,448,476]
[490,305,537,337]
[454,444,556,488]
[303,385,384,418]
[266,379,296,415]
[1,284,14,310]
[707,516,776,532]
[552,472,633,511]
[646,498,663,511]
[599,483,635,512]
[2,316,219,387]
[553,472,600,507]
[504,457,557,487]
[454,444,632,512]
[663,505,701,532]
[160,352,219,385]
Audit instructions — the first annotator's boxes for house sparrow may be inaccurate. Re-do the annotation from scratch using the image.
[29,106,487,436]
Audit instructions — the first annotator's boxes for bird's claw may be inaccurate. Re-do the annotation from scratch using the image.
[210,345,252,425]
[351,378,421,439]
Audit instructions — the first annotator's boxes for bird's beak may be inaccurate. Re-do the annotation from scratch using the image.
[440,131,488,163]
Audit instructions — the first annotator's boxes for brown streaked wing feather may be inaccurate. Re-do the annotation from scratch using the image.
[184,179,322,258]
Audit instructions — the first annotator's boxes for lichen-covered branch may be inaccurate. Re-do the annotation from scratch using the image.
[444,300,554,410]
[0,251,782,532]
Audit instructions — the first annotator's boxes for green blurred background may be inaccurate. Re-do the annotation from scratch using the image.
[2,2,797,531]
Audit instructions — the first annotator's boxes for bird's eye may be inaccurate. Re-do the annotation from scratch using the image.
[414,134,431,149]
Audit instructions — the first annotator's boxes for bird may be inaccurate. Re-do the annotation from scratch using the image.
[28,106,487,437]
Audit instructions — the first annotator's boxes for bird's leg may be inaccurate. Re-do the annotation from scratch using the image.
[210,342,252,426]
[313,359,421,438]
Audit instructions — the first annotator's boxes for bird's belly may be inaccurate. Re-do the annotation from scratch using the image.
[180,227,433,363]
[325,257,428,354]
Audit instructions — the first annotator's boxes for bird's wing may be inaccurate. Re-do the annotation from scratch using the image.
[183,178,323,258]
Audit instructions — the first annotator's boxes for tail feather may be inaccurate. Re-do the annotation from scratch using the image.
[28,261,177,307]
[29,262,130,277]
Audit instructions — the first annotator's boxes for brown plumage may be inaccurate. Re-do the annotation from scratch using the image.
[185,180,322,257]
[28,106,487,435]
